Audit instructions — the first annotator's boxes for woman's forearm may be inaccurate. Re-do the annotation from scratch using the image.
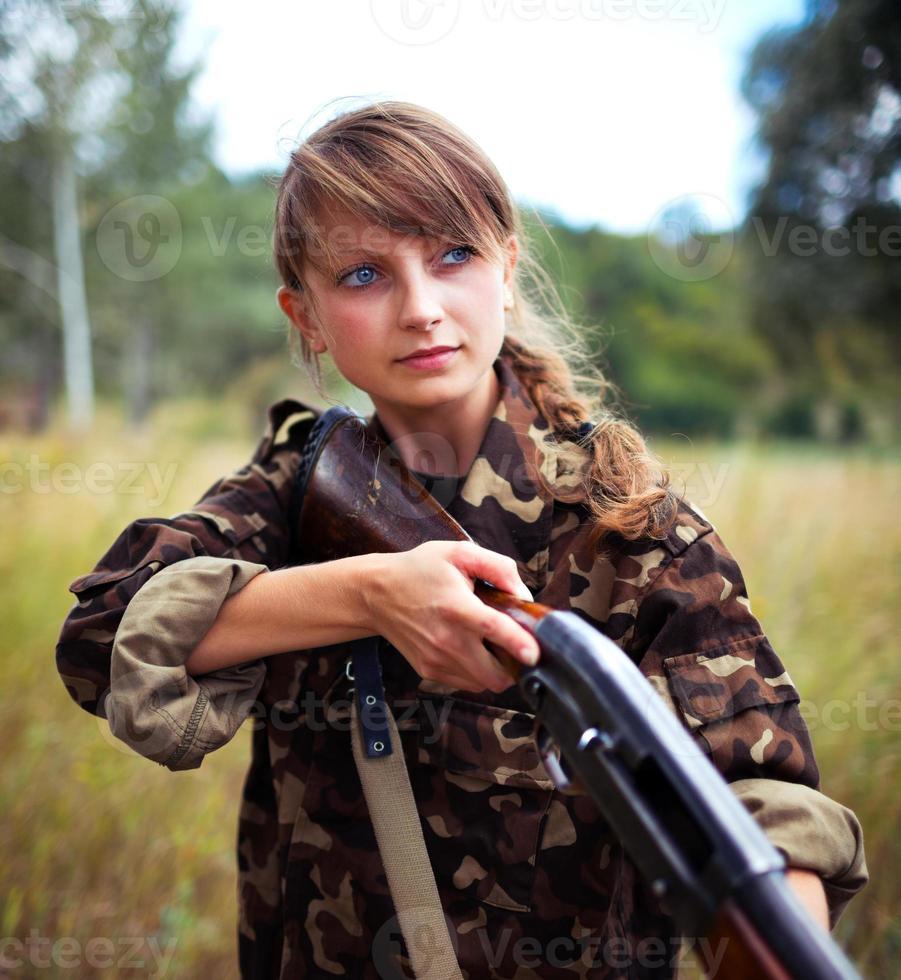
[184,554,384,675]
[785,867,830,930]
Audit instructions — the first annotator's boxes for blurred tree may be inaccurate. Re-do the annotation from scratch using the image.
[0,118,57,431]
[81,0,214,426]
[525,210,775,440]
[0,0,112,431]
[0,0,212,429]
[741,0,900,442]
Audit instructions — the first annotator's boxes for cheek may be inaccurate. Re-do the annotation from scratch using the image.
[318,301,373,346]
[457,271,505,318]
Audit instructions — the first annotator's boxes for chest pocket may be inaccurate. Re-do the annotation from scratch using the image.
[413,694,555,913]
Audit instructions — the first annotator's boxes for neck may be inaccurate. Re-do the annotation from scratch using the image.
[372,367,501,478]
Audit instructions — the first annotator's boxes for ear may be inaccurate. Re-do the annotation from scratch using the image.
[276,285,328,354]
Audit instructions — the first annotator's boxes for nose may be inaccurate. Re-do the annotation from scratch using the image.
[396,264,444,331]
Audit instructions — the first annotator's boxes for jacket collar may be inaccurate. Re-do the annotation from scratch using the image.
[366,351,587,594]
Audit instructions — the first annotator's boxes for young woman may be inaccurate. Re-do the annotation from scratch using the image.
[56,100,867,978]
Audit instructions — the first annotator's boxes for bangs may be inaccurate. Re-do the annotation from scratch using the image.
[280,121,509,285]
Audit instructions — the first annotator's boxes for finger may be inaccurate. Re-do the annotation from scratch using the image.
[417,645,496,694]
[462,641,516,693]
[424,672,478,694]
[421,657,495,694]
[452,545,533,602]
[427,629,509,693]
[469,601,540,667]
[447,672,494,695]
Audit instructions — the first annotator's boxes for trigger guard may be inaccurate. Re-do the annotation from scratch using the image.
[535,722,576,793]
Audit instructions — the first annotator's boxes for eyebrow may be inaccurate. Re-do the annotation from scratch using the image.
[330,234,444,259]
[333,247,388,258]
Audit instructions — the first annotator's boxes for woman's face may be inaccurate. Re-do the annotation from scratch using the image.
[277,204,517,424]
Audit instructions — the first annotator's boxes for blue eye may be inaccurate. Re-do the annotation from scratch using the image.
[442,245,476,265]
[337,244,476,289]
[342,266,377,288]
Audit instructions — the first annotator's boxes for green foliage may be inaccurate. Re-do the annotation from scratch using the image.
[83,168,289,400]
[523,210,777,438]
[0,1,897,444]
[740,0,901,439]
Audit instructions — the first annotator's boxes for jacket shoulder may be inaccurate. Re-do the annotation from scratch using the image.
[580,494,716,572]
[657,496,717,560]
[250,397,321,466]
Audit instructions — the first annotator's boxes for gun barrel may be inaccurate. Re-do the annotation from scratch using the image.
[515,610,861,980]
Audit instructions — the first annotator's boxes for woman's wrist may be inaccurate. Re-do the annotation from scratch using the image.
[351,551,393,638]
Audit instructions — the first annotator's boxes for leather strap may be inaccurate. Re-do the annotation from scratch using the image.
[348,638,463,980]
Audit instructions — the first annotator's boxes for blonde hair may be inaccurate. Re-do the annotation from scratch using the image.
[271,98,678,555]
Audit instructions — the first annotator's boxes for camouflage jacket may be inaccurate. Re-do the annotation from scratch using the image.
[56,353,867,979]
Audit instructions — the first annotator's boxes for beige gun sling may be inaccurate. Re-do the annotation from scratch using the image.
[350,696,463,980]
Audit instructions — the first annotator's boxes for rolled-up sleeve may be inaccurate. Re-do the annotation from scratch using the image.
[55,398,318,768]
[730,777,868,928]
[628,522,868,925]
[107,556,269,771]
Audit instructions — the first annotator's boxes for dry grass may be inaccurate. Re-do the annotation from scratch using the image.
[1,406,896,977]
[656,435,899,975]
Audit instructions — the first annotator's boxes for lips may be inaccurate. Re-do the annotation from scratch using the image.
[399,345,458,361]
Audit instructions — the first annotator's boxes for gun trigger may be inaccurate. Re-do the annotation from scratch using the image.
[535,723,575,793]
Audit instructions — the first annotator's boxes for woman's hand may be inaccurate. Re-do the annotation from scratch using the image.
[363,541,540,694]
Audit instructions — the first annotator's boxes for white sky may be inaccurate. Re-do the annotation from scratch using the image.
[177,0,806,235]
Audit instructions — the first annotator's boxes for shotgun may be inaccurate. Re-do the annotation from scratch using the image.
[288,405,861,980]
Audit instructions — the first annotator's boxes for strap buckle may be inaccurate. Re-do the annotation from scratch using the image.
[349,636,392,758]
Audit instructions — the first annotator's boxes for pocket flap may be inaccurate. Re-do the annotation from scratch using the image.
[69,562,163,599]
[663,634,798,730]
[418,695,555,791]
[68,504,263,601]
[172,500,264,547]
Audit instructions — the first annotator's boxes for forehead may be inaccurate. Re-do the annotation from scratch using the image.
[312,203,441,259]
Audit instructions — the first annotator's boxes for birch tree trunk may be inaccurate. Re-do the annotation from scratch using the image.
[127,314,154,427]
[50,140,94,433]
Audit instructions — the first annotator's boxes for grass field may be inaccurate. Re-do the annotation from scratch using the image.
[1,402,897,977]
